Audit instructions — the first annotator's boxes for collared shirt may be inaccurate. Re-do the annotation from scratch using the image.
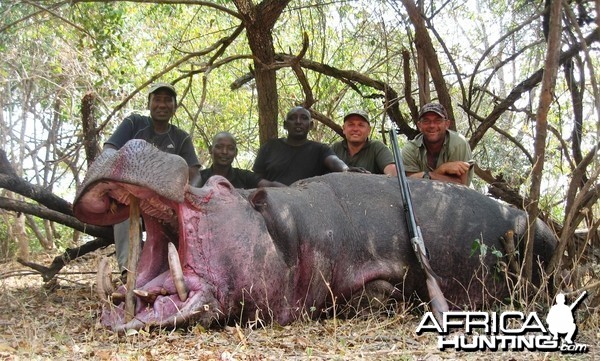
[402,130,473,184]
[199,166,262,189]
[331,139,394,174]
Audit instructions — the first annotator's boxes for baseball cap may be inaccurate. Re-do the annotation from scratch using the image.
[148,82,177,97]
[343,110,370,124]
[419,103,448,119]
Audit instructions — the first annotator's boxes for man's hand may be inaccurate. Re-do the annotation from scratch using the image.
[435,161,470,177]
[346,166,370,174]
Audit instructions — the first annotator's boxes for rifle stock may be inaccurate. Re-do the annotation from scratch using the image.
[388,128,449,321]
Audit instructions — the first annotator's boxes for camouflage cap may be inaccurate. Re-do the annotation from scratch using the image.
[419,103,448,119]
[343,110,370,124]
[148,82,177,97]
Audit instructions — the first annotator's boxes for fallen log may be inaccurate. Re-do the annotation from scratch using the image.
[17,237,114,282]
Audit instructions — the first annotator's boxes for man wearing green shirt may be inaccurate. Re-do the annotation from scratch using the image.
[331,110,397,176]
[401,103,473,185]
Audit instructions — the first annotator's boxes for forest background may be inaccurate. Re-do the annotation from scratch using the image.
[0,0,598,357]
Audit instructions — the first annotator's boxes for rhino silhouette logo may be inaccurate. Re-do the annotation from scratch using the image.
[545,291,586,344]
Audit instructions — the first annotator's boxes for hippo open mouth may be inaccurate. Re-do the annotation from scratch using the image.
[94,187,213,333]
[74,141,224,332]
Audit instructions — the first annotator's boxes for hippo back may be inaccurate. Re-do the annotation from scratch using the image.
[250,173,556,308]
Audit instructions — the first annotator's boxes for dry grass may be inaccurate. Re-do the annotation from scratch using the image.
[0,248,598,361]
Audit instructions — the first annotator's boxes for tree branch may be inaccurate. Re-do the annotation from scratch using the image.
[17,237,113,282]
[72,0,241,19]
[0,196,112,239]
[470,27,600,149]
[1,149,71,210]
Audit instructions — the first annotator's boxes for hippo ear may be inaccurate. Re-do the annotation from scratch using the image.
[249,189,267,210]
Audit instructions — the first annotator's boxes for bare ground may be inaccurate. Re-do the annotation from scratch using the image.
[0,248,598,361]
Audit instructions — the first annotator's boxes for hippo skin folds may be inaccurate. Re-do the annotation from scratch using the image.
[73,140,557,333]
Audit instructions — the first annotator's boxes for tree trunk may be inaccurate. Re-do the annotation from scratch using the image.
[415,0,429,106]
[400,0,454,126]
[15,212,29,261]
[523,0,562,282]
[234,0,291,144]
[25,214,53,250]
[15,79,29,260]
[81,91,101,168]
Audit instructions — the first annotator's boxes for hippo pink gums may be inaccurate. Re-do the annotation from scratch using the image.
[73,140,557,332]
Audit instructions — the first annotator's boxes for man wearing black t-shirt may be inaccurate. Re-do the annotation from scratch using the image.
[253,106,349,186]
[200,132,282,188]
[103,82,201,276]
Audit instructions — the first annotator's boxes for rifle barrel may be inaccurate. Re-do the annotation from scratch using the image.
[388,128,449,321]
[389,129,419,239]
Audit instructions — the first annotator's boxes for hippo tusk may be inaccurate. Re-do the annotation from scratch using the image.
[111,292,125,305]
[168,242,189,302]
[133,289,149,298]
[96,257,114,303]
[133,289,158,303]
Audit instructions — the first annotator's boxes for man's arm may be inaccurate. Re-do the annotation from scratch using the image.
[104,116,138,150]
[188,165,202,187]
[445,132,473,185]
[383,163,397,176]
[243,169,286,188]
[324,154,350,172]
[373,142,397,176]
[407,161,470,185]
[434,161,470,185]
[257,179,287,187]
[252,144,269,179]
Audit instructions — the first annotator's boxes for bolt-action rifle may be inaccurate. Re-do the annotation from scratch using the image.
[388,128,449,321]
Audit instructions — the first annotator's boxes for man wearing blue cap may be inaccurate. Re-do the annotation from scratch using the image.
[401,102,473,185]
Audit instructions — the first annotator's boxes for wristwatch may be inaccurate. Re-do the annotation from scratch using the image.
[422,170,431,179]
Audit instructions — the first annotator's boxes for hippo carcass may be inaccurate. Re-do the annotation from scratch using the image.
[73,140,557,332]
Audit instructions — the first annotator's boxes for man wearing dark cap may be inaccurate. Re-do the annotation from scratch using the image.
[331,110,397,176]
[104,82,201,180]
[401,102,473,185]
[103,82,201,277]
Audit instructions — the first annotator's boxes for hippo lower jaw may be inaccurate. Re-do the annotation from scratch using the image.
[96,185,222,333]
[104,284,219,334]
